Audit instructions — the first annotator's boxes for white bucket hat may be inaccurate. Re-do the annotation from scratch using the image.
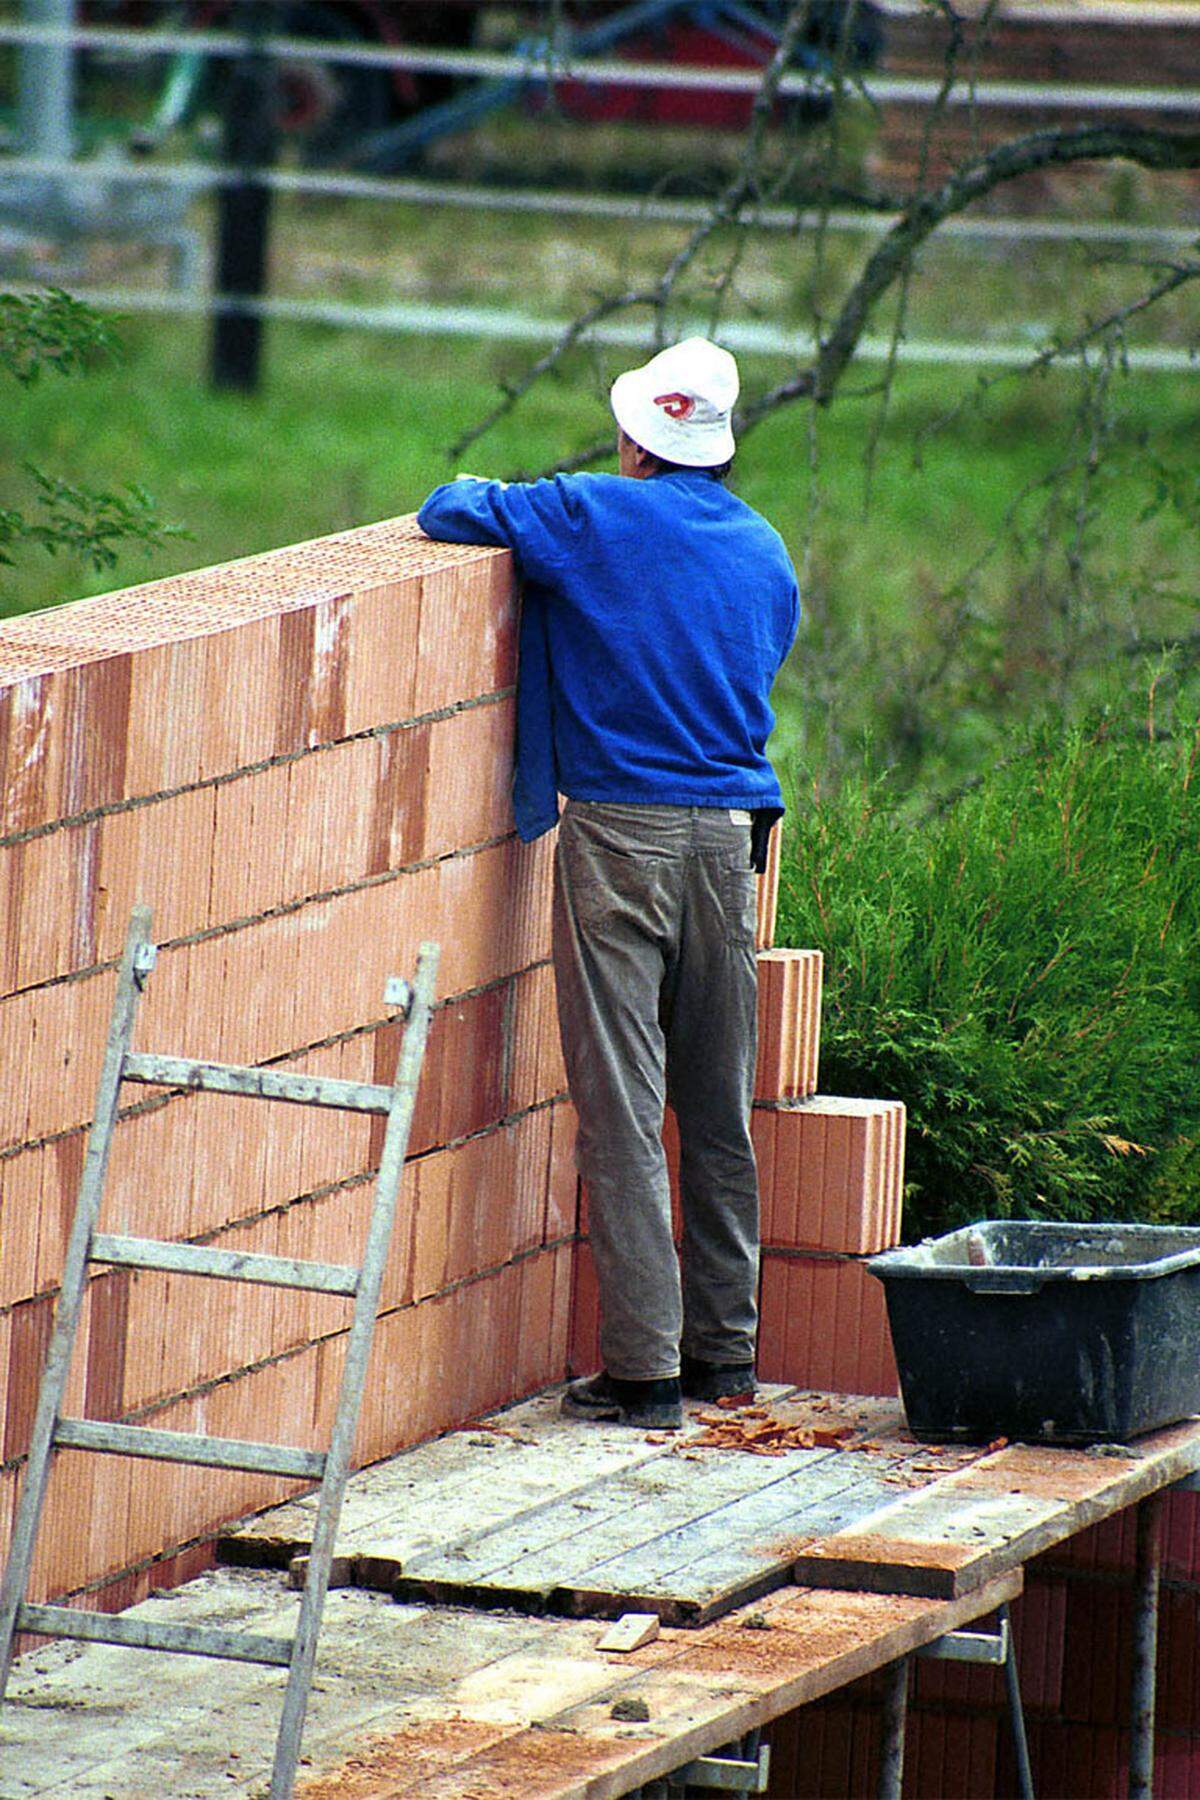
[610,336,738,467]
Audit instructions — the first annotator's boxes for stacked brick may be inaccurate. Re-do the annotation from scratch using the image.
[753,942,904,1398]
[570,893,907,1397]
[870,5,1200,198]
[766,1487,1200,1797]
[0,518,576,1628]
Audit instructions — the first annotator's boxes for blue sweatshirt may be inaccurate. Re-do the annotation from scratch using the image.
[417,468,800,842]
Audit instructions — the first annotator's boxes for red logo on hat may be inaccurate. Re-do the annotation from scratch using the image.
[654,391,696,421]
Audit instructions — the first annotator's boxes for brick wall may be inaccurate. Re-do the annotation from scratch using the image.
[0,518,573,1624]
[2,515,907,1638]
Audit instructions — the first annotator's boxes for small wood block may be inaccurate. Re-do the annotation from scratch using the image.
[288,1553,357,1591]
[596,1612,661,1653]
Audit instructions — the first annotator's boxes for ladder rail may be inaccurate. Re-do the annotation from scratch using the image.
[0,906,441,1800]
[0,906,155,1699]
[269,940,440,1800]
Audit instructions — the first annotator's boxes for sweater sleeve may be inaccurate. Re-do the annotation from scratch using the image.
[417,477,583,589]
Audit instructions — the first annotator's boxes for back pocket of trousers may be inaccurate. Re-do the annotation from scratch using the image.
[720,864,758,947]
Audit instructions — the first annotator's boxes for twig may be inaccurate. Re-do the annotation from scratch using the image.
[451,1,820,465]
[738,122,1200,437]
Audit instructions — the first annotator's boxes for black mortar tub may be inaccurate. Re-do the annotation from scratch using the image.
[868,1220,1200,1445]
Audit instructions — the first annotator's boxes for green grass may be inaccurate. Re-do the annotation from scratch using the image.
[3,313,1197,799]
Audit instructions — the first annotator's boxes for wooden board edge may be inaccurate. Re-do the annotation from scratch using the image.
[790,1437,1200,1599]
[396,1570,1024,1800]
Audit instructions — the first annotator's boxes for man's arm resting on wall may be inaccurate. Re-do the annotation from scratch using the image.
[417,475,583,587]
[417,478,512,549]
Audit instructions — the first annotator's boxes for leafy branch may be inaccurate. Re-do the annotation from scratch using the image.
[0,289,118,385]
[2,290,187,586]
[0,468,188,573]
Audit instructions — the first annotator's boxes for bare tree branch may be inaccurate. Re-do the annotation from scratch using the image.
[449,0,819,463]
[740,121,1200,434]
[525,121,1200,479]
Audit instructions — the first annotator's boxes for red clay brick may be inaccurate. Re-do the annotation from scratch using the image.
[545,1101,579,1243]
[568,1239,601,1377]
[1155,1734,1200,1800]
[423,697,517,860]
[1061,1579,1132,1727]
[35,1131,86,1298]
[342,577,422,735]
[200,616,281,777]
[436,845,525,998]
[82,1269,130,1424]
[0,841,20,996]
[4,1293,54,1461]
[367,722,429,877]
[5,824,94,993]
[2,970,113,1153]
[912,1708,998,1800]
[1002,1720,1128,1800]
[414,554,517,714]
[515,1244,557,1398]
[997,1571,1068,1715]
[1157,1585,1200,1734]
[507,962,565,1114]
[0,1145,44,1309]
[755,948,822,1102]
[759,1097,905,1255]
[1166,1487,1200,1582]
[27,1447,99,1600]
[2,672,66,835]
[60,656,133,818]
[757,1249,899,1396]
[124,635,209,798]
[0,1310,10,1454]
[94,786,219,967]
[750,1105,776,1234]
[0,1466,16,1578]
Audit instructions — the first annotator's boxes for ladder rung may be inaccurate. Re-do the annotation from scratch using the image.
[91,1233,360,1295]
[54,1418,326,1481]
[15,1603,292,1666]
[122,1052,394,1115]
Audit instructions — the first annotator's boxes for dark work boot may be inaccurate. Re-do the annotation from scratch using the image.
[680,1354,757,1403]
[561,1372,683,1430]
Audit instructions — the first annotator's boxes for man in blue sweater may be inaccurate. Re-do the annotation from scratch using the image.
[418,338,799,1429]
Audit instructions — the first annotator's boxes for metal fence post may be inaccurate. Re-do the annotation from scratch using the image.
[210,0,277,392]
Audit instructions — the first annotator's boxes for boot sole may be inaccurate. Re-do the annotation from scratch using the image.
[560,1394,683,1430]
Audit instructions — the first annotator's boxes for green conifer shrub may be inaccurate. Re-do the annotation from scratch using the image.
[777,717,1200,1239]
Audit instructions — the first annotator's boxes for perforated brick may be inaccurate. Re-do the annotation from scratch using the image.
[757,1095,905,1254]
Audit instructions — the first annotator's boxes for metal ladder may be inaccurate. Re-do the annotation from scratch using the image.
[0,904,439,1799]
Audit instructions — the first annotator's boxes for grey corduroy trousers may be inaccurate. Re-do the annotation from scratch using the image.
[552,800,760,1381]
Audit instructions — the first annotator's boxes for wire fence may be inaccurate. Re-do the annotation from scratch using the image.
[3,16,1200,112]
[3,153,1198,250]
[31,283,1199,373]
[2,12,1196,377]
